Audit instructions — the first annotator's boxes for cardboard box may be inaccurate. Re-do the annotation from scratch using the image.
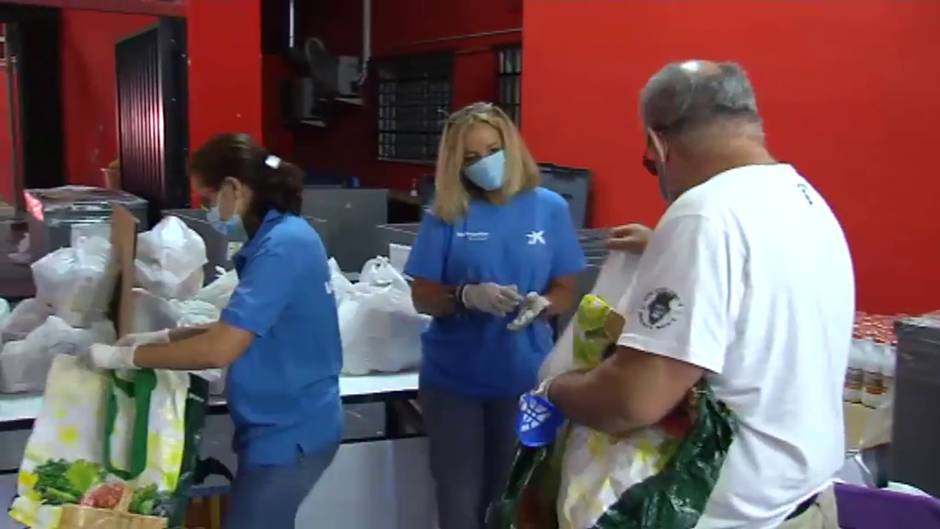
[108,205,139,338]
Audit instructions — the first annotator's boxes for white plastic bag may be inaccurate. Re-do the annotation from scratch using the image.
[126,289,225,394]
[0,316,115,393]
[174,268,237,326]
[128,280,227,394]
[329,258,353,304]
[135,216,208,300]
[1,299,54,342]
[339,258,429,375]
[171,299,221,327]
[359,256,410,291]
[192,267,238,311]
[31,235,116,328]
[539,251,640,381]
[0,297,13,329]
[127,288,182,335]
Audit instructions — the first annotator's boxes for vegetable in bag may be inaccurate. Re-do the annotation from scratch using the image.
[9,356,217,529]
[488,255,737,529]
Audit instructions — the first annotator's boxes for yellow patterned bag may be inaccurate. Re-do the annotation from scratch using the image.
[557,294,734,529]
[9,355,198,529]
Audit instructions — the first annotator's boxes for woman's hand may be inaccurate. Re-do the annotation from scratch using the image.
[507,293,551,331]
[85,343,137,370]
[607,224,653,254]
[462,283,522,316]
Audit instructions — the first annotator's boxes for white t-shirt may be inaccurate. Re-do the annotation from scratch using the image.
[617,164,854,529]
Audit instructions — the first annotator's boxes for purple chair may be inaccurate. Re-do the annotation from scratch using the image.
[835,482,940,528]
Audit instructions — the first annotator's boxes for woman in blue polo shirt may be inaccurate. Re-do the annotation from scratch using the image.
[406,103,586,529]
[88,133,342,528]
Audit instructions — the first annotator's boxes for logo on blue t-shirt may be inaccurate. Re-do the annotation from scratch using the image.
[526,230,546,245]
[456,231,489,242]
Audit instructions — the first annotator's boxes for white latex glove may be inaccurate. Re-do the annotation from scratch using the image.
[507,292,551,331]
[85,343,138,370]
[461,283,522,316]
[115,329,171,347]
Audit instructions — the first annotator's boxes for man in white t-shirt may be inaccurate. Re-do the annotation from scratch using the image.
[547,61,853,529]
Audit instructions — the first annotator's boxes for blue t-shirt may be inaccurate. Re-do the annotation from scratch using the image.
[221,210,343,466]
[405,187,586,398]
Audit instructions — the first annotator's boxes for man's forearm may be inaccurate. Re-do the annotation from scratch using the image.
[548,368,644,435]
[548,346,704,436]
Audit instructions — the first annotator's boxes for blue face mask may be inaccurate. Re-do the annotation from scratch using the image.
[464,150,506,191]
[207,205,247,239]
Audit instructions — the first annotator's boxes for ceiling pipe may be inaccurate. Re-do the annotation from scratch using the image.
[359,0,371,86]
[288,0,296,50]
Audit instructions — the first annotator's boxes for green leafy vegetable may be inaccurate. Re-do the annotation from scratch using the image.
[65,460,105,494]
[129,484,173,516]
[34,459,104,505]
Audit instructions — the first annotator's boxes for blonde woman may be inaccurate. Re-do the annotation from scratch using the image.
[405,102,586,529]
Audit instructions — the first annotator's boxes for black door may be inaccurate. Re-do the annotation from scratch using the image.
[0,6,64,206]
[116,18,189,223]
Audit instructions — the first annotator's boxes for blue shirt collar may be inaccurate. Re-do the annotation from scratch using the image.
[233,209,287,264]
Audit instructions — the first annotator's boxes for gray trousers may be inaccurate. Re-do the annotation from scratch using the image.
[224,444,338,529]
[420,385,520,529]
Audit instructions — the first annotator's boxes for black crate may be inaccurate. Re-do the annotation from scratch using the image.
[538,163,591,229]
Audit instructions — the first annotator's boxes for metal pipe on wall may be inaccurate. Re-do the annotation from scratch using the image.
[288,0,296,49]
[408,28,521,46]
[362,0,371,67]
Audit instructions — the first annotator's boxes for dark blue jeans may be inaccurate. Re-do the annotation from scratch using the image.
[420,385,519,529]
[225,443,339,529]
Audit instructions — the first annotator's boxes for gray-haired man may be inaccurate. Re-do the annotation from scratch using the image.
[548,61,853,528]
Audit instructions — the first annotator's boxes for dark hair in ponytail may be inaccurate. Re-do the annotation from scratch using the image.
[189,133,303,219]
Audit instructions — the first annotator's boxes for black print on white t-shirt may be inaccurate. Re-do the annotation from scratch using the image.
[797,183,814,205]
[639,288,684,330]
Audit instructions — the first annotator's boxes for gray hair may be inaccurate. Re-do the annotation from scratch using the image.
[640,61,762,138]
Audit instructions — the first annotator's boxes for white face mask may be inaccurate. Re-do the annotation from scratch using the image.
[207,205,246,238]
[464,150,507,191]
[206,178,247,238]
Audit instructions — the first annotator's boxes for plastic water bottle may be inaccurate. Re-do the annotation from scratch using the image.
[880,340,897,401]
[844,338,865,403]
[861,336,885,408]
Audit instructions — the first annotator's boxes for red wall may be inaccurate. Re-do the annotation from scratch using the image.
[187,0,263,151]
[521,0,940,314]
[268,0,522,190]
[60,10,157,186]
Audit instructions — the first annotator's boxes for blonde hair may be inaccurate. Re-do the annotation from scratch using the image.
[432,102,540,222]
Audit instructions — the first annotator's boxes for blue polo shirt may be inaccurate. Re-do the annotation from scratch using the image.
[404,187,586,398]
[221,210,343,466]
